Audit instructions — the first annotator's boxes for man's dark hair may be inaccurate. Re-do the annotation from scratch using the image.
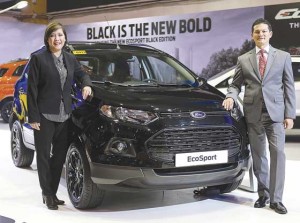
[251,18,272,33]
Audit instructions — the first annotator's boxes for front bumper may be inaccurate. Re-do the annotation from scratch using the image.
[89,155,251,191]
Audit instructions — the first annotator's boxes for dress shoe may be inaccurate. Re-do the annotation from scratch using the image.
[42,195,58,210]
[54,195,65,205]
[254,196,270,208]
[270,202,287,214]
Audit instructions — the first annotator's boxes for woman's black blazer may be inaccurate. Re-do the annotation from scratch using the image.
[27,48,92,123]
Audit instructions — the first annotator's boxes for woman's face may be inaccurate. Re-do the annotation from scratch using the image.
[47,28,66,53]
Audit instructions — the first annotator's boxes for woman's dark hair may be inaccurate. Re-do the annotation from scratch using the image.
[251,18,272,33]
[44,21,67,49]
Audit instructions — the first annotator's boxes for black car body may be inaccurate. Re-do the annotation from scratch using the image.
[10,42,250,209]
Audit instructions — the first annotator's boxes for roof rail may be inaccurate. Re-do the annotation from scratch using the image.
[128,43,157,50]
[9,58,28,62]
[128,43,166,54]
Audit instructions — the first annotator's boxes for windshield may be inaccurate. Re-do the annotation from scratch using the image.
[75,50,199,87]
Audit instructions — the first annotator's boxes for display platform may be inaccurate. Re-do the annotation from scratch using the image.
[0,121,299,223]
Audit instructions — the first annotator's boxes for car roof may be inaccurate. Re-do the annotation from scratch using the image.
[207,66,236,81]
[208,54,300,82]
[291,55,300,62]
[29,42,166,59]
[66,41,163,54]
[0,59,28,67]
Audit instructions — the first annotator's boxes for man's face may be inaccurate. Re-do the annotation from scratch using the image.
[251,23,273,48]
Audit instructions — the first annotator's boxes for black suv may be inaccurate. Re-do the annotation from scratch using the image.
[10,42,250,209]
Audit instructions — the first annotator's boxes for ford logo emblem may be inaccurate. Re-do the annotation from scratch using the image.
[190,111,206,119]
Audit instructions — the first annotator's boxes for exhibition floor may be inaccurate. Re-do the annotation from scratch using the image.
[0,121,299,223]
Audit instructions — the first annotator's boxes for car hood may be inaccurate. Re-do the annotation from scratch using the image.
[92,84,225,113]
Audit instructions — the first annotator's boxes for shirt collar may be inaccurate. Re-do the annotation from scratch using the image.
[256,45,270,54]
[52,53,63,64]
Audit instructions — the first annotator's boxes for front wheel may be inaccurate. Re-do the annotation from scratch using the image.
[65,142,105,209]
[1,101,13,123]
[11,121,34,167]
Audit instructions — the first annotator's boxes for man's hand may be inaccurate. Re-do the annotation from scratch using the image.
[82,86,92,100]
[222,97,234,111]
[284,118,294,129]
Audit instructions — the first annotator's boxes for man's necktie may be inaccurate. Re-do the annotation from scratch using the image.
[259,49,267,78]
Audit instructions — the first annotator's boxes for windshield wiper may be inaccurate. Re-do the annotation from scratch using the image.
[92,80,192,87]
[154,83,193,87]
[92,81,128,87]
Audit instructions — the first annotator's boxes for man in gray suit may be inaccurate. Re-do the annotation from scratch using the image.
[223,18,296,214]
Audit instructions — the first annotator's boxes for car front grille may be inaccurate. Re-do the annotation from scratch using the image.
[146,127,240,163]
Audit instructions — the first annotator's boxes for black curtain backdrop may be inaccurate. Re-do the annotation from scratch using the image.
[0,0,18,9]
[265,2,300,54]
[47,0,136,13]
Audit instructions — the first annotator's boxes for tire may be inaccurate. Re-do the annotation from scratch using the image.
[66,142,105,209]
[1,101,13,123]
[208,179,243,194]
[11,121,34,167]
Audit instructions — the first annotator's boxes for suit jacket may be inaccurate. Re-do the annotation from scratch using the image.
[27,48,92,123]
[226,46,296,123]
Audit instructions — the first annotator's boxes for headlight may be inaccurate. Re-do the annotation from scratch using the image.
[100,105,158,125]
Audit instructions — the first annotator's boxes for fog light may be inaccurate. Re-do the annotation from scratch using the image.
[110,140,127,154]
[105,137,136,157]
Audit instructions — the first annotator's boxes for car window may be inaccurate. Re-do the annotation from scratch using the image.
[76,51,197,86]
[12,64,26,77]
[0,68,8,77]
[145,56,178,83]
[292,62,300,82]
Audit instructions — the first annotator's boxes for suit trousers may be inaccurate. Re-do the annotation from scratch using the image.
[247,112,286,203]
[34,115,71,196]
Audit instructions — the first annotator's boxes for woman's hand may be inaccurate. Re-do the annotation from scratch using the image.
[30,122,40,130]
[82,86,92,100]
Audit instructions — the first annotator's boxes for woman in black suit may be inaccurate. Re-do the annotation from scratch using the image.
[27,21,92,210]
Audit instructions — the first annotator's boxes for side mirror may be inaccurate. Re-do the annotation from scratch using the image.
[197,76,207,85]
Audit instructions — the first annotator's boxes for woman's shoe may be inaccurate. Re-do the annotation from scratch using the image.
[54,195,65,205]
[42,195,58,210]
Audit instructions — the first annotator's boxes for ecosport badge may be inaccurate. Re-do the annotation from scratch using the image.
[190,111,206,119]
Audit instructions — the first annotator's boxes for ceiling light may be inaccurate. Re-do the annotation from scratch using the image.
[16,1,28,9]
[0,1,28,14]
